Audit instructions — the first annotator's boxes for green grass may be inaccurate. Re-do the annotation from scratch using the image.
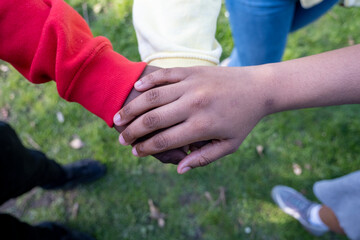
[1,1,360,239]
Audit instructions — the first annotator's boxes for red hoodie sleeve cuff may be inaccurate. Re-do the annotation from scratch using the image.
[64,45,147,127]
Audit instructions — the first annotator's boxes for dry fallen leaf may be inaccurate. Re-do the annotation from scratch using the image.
[0,106,10,121]
[25,134,41,150]
[205,187,226,207]
[93,3,103,14]
[215,187,226,207]
[56,111,65,123]
[256,145,264,157]
[0,64,9,73]
[70,135,84,149]
[71,202,79,219]
[292,163,302,176]
[148,199,166,228]
[204,192,214,203]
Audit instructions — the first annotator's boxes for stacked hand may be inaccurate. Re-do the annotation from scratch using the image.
[114,66,188,164]
[112,45,360,174]
[114,66,272,174]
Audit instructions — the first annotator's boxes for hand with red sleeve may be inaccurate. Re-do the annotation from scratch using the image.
[0,0,186,163]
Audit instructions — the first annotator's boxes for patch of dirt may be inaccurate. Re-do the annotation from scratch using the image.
[0,187,78,221]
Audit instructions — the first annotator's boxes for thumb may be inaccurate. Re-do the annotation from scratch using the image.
[177,139,238,174]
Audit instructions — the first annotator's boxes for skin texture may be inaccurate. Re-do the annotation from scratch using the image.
[114,44,360,174]
[115,66,269,173]
[114,65,187,164]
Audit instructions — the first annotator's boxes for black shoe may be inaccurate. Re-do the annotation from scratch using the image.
[41,159,106,190]
[36,222,95,240]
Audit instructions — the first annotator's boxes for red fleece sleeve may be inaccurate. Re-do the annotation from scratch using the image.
[0,0,146,127]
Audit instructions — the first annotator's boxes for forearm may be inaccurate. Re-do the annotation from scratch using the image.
[264,44,360,115]
[0,0,146,127]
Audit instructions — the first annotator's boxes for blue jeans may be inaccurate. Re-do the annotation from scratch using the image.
[225,0,339,66]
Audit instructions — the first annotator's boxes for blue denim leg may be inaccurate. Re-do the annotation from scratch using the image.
[226,0,338,66]
[291,0,339,31]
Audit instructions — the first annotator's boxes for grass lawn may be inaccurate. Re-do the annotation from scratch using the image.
[1,1,360,239]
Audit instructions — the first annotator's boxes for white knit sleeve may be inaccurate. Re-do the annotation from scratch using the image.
[133,0,222,67]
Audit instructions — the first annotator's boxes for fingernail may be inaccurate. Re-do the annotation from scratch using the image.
[132,147,138,156]
[134,80,143,89]
[180,167,191,174]
[113,114,121,125]
[119,134,126,145]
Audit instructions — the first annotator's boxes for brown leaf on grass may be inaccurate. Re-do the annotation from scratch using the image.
[204,187,226,207]
[204,192,214,203]
[304,163,311,170]
[214,187,226,207]
[0,64,9,73]
[56,111,65,123]
[0,105,10,121]
[70,135,84,149]
[292,163,302,176]
[148,199,166,228]
[256,145,264,157]
[25,134,41,150]
[71,202,79,220]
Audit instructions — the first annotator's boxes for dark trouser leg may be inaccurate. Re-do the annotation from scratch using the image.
[0,214,62,240]
[0,122,67,239]
[0,121,66,205]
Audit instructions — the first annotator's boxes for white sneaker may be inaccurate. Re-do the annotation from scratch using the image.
[271,185,329,236]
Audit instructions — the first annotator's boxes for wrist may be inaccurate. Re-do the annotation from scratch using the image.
[245,63,280,118]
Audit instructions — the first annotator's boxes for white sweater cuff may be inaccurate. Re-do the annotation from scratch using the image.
[133,0,222,68]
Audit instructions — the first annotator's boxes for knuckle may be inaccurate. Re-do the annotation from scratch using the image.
[146,72,155,83]
[122,129,133,143]
[142,112,161,129]
[121,105,132,118]
[191,90,211,109]
[153,134,169,151]
[160,68,172,80]
[136,143,146,156]
[198,153,212,167]
[145,89,161,104]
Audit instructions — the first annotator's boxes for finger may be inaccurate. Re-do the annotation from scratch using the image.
[131,120,216,157]
[177,140,238,174]
[114,84,185,126]
[120,99,189,145]
[134,67,192,91]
